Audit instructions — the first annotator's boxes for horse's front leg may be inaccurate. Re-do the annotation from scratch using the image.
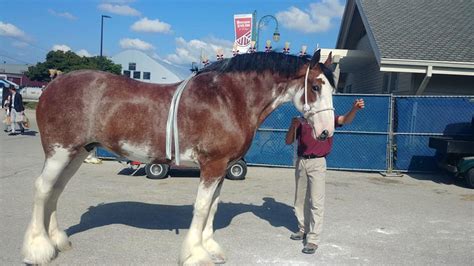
[180,159,227,266]
[202,179,226,264]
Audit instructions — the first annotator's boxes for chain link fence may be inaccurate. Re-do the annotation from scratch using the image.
[245,94,392,171]
[246,94,474,173]
[393,95,474,172]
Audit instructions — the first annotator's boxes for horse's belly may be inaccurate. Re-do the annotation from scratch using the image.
[119,142,155,163]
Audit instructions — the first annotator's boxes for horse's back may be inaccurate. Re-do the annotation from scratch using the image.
[37,70,176,156]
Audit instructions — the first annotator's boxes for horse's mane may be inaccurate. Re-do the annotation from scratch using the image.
[197,52,335,87]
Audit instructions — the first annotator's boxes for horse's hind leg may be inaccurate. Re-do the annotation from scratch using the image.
[46,149,90,252]
[22,146,86,264]
[180,159,227,266]
[202,179,226,264]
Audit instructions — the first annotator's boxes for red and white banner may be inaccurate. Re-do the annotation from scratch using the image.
[234,14,253,53]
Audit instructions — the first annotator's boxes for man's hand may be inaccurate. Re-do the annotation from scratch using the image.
[352,98,365,111]
[291,117,301,129]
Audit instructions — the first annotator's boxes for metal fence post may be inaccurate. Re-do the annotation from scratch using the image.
[381,94,402,177]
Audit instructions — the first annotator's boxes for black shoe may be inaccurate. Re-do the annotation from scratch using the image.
[4,130,10,132]
[302,243,318,254]
[290,231,306,240]
[8,132,18,136]
[20,129,25,134]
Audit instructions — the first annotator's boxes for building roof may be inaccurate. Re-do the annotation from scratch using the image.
[336,0,474,76]
[0,64,30,75]
[358,0,474,63]
[112,50,189,84]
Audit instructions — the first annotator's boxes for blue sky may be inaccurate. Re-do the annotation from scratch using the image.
[1,0,346,68]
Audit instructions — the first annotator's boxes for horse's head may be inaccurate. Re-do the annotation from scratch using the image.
[293,50,335,141]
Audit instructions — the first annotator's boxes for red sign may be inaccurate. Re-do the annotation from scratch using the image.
[234,14,253,52]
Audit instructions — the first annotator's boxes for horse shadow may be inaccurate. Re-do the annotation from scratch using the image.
[66,197,297,236]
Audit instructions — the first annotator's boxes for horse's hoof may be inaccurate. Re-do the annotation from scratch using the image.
[22,234,57,265]
[180,247,214,266]
[211,253,227,264]
[50,230,72,252]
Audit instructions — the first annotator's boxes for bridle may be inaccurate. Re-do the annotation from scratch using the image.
[303,66,335,118]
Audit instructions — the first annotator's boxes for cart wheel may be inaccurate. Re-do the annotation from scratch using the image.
[145,163,170,179]
[465,168,474,189]
[226,160,247,180]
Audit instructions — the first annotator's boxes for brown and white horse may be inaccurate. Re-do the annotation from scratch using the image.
[22,50,335,265]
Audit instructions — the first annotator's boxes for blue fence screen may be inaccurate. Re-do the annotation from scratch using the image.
[245,95,391,171]
[394,96,474,172]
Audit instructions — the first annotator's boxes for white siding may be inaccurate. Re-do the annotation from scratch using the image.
[344,35,384,93]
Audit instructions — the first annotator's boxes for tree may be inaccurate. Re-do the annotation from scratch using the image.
[26,50,122,81]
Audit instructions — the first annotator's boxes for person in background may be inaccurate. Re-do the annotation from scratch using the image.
[3,94,11,132]
[8,87,25,136]
[285,99,365,254]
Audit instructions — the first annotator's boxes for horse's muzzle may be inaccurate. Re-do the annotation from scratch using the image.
[318,130,329,141]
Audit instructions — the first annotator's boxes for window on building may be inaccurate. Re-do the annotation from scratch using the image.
[129,63,136,71]
[143,72,151,80]
[123,70,131,77]
[133,71,141,79]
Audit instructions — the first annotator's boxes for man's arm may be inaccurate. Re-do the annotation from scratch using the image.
[337,99,365,125]
[285,117,301,144]
[19,94,25,112]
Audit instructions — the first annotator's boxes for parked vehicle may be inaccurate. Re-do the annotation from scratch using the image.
[429,117,474,188]
[19,87,44,102]
[127,159,248,180]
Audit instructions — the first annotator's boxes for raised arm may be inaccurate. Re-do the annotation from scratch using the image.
[337,99,365,125]
[285,117,301,144]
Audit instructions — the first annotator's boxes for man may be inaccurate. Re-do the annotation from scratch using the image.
[285,98,365,254]
[8,87,25,135]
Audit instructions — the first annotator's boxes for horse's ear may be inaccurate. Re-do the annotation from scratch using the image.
[309,49,321,69]
[324,51,333,67]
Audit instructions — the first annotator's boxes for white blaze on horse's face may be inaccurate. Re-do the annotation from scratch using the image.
[306,72,335,140]
[292,66,335,141]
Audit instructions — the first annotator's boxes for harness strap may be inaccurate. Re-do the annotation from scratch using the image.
[166,73,196,165]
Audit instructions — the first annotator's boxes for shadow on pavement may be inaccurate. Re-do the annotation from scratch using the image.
[66,197,297,236]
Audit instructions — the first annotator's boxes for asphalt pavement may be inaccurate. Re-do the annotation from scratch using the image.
[0,109,473,265]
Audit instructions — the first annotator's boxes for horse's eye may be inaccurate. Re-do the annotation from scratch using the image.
[312,85,320,92]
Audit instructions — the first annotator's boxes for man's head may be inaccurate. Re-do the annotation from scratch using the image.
[9,87,16,94]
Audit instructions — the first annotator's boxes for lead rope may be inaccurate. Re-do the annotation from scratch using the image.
[293,120,298,166]
[166,73,196,165]
[303,66,311,113]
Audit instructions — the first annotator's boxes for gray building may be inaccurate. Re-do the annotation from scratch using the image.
[112,50,189,84]
[335,0,474,95]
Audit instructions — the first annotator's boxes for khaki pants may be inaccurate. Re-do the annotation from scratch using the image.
[294,157,326,244]
[10,109,24,133]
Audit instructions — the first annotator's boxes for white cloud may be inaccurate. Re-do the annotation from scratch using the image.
[76,49,92,57]
[131,17,172,33]
[0,21,29,40]
[276,0,344,33]
[119,38,154,51]
[48,9,77,20]
[98,3,141,16]
[166,37,234,65]
[52,44,72,52]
